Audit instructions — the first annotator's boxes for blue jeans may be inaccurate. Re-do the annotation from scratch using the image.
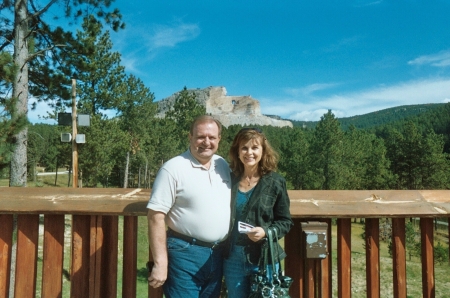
[163,236,224,298]
[223,245,279,298]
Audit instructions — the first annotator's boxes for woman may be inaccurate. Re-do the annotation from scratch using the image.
[223,127,293,298]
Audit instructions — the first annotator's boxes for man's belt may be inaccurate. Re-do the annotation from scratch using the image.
[167,228,224,249]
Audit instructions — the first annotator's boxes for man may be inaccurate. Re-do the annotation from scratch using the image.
[147,115,231,298]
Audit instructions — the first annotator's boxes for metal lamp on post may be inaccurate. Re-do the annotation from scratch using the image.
[59,74,88,188]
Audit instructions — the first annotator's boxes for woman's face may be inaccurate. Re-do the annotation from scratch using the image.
[238,138,263,168]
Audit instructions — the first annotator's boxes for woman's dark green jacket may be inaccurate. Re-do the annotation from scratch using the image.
[226,171,293,263]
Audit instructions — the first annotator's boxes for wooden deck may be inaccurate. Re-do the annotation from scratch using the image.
[1,188,449,297]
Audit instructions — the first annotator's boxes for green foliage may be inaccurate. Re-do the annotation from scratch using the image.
[0,97,28,172]
[309,110,345,189]
[3,0,125,186]
[165,87,206,153]
[0,51,16,90]
[291,103,445,131]
[115,74,157,187]
[65,16,127,116]
[405,221,419,260]
[78,115,129,187]
[434,242,448,265]
[278,127,310,189]
[383,121,450,189]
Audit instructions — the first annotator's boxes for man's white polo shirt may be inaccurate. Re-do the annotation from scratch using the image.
[147,150,231,242]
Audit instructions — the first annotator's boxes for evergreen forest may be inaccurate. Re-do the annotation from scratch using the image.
[13,102,450,190]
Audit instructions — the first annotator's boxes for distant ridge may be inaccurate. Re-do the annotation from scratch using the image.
[291,103,445,130]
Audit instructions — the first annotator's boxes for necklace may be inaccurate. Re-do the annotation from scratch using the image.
[244,175,259,186]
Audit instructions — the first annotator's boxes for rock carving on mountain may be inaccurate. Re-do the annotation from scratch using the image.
[156,86,293,128]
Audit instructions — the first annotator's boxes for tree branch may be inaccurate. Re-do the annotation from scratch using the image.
[25,44,67,62]
[29,0,59,19]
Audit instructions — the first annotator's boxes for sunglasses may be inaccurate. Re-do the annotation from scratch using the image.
[239,127,263,133]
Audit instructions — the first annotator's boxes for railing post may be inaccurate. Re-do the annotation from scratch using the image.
[123,216,138,297]
[14,214,39,298]
[0,215,13,298]
[285,218,303,297]
[337,218,351,298]
[320,218,332,298]
[71,215,91,297]
[420,218,435,298]
[89,215,102,298]
[365,218,380,298]
[99,216,119,297]
[42,214,65,298]
[392,218,407,298]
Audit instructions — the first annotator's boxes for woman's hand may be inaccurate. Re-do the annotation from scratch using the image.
[247,227,266,242]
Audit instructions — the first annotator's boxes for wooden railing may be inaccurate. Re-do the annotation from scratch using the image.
[0,188,449,297]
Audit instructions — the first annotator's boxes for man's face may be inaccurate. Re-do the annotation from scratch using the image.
[189,121,221,165]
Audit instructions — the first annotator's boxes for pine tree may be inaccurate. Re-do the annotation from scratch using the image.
[309,110,344,190]
[1,0,124,186]
[0,51,27,177]
[165,87,206,153]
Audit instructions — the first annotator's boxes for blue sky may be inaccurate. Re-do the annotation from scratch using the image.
[30,0,450,123]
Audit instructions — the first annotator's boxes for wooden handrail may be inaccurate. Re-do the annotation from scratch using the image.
[0,188,449,297]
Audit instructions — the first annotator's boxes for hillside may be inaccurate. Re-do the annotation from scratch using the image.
[291,103,445,130]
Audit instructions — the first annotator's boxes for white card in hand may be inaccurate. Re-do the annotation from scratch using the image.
[238,221,254,233]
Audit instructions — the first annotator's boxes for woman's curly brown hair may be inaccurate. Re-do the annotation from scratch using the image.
[228,128,279,177]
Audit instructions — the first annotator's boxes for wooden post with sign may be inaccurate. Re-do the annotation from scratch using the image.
[72,79,78,188]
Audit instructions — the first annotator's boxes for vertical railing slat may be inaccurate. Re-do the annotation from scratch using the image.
[89,215,102,298]
[71,215,90,297]
[42,214,65,298]
[392,218,407,298]
[0,215,13,298]
[305,259,315,297]
[448,218,450,266]
[365,218,380,298]
[100,216,118,297]
[285,218,303,297]
[123,216,138,298]
[337,218,351,298]
[420,218,435,298]
[321,218,332,298]
[14,214,39,298]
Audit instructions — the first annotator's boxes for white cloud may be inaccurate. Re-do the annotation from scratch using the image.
[408,50,450,67]
[260,78,450,121]
[149,22,200,49]
[354,0,383,7]
[283,83,340,96]
[322,36,361,53]
[111,20,200,75]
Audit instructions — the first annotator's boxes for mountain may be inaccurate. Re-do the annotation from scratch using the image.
[156,86,293,128]
[290,103,446,130]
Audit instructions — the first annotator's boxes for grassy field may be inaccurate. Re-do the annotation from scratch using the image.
[0,169,71,187]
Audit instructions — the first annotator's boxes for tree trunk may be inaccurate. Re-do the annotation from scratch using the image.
[54,158,58,186]
[138,166,141,188]
[144,160,148,189]
[123,151,130,188]
[10,0,29,187]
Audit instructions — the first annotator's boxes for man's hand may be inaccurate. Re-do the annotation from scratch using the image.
[147,209,169,288]
[147,262,167,288]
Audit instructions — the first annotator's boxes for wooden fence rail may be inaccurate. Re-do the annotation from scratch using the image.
[0,188,449,297]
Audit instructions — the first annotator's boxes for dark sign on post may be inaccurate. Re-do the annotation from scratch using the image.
[58,113,72,126]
